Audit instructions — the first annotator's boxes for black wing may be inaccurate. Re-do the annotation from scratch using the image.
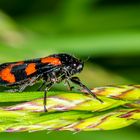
[0,58,62,86]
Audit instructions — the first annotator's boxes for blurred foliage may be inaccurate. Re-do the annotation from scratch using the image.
[0,0,140,139]
[0,11,25,46]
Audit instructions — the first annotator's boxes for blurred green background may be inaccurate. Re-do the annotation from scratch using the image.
[0,0,140,139]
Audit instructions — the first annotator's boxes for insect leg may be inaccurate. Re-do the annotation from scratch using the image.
[44,82,54,112]
[5,82,31,93]
[70,77,103,103]
[5,88,20,93]
[65,80,74,91]
[6,76,39,93]
[18,83,30,92]
[37,81,46,91]
[18,76,40,92]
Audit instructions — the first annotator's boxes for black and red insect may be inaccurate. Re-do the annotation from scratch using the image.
[0,53,102,111]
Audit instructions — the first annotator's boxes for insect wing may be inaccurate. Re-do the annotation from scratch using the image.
[0,58,62,86]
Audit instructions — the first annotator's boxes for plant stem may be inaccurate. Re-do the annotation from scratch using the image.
[0,85,140,132]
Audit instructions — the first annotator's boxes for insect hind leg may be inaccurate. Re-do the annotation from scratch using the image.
[5,82,32,93]
[5,76,39,93]
[5,88,21,93]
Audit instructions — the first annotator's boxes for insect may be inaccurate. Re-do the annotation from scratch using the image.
[0,53,102,111]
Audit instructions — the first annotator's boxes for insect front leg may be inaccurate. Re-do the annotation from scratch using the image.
[65,80,74,91]
[70,77,103,103]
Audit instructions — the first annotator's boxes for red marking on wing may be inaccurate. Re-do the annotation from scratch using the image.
[41,57,62,65]
[0,68,15,83]
[25,63,36,75]
[0,62,24,83]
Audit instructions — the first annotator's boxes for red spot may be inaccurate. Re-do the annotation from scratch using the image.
[25,63,36,75]
[0,62,24,83]
[0,68,15,83]
[41,57,61,65]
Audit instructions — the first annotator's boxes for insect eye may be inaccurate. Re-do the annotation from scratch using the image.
[73,63,77,67]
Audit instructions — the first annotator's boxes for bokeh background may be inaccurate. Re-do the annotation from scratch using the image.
[0,0,140,139]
